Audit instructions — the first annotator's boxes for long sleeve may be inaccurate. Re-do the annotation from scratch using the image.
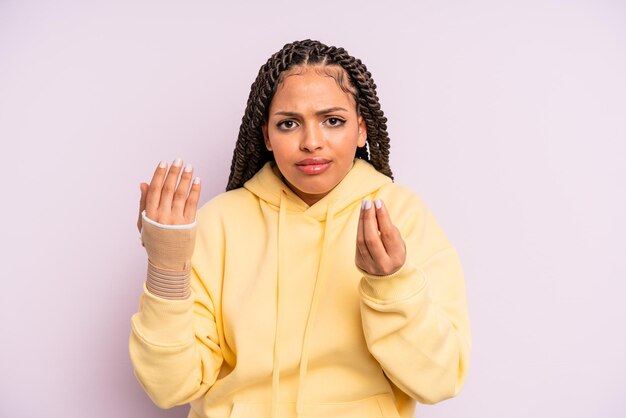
[129,213,223,409]
[358,190,471,405]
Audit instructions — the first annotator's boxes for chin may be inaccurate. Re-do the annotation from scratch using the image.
[297,182,338,195]
[284,175,327,192]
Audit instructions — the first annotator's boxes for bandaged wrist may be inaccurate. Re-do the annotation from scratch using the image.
[146,260,191,299]
[140,215,197,271]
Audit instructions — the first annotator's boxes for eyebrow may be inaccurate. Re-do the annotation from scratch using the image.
[272,107,349,117]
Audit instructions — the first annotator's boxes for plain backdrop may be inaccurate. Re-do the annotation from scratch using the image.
[1,0,625,417]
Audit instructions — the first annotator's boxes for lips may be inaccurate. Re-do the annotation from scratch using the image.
[295,158,331,174]
[296,158,331,166]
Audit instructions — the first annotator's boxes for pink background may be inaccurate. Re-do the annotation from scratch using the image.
[1,0,625,417]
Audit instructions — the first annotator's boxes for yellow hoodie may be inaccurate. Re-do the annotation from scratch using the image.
[129,159,471,418]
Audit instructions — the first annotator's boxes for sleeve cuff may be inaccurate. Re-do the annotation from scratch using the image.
[131,282,195,345]
[358,261,427,303]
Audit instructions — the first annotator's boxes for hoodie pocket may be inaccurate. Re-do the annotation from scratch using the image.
[228,393,401,418]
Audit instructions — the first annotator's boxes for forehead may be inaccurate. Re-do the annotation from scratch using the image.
[270,66,356,112]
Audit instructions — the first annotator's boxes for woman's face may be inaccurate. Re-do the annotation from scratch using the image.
[262,65,367,206]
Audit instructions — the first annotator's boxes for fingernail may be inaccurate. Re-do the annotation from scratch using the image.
[173,157,182,167]
[184,163,193,173]
[159,160,167,168]
[374,199,382,209]
[193,177,201,185]
[364,199,372,210]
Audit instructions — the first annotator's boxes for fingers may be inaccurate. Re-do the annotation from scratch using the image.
[171,162,194,216]
[137,182,149,233]
[362,199,388,261]
[356,200,368,261]
[184,176,201,222]
[355,198,406,276]
[158,158,184,214]
[146,160,168,218]
[142,158,201,225]
[356,199,387,274]
[374,199,405,256]
[139,183,149,213]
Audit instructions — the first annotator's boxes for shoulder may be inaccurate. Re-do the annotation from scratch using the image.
[195,187,266,235]
[375,182,428,216]
[191,189,259,245]
[374,182,445,243]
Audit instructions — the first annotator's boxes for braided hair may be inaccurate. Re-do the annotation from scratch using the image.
[226,39,393,191]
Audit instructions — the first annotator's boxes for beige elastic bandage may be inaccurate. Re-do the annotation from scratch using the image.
[140,215,197,300]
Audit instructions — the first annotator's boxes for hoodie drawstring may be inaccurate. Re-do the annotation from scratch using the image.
[270,194,336,418]
[296,201,334,416]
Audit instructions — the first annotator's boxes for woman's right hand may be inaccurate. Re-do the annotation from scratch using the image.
[137,158,201,233]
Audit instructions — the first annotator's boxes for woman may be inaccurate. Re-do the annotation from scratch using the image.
[130,39,471,418]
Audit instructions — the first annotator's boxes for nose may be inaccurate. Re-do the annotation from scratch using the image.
[300,123,323,152]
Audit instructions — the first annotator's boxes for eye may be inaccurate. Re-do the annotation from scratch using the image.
[326,117,346,127]
[277,120,298,130]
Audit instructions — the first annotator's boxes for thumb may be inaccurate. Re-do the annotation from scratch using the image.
[137,183,148,233]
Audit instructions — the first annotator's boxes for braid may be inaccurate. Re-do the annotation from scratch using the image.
[226,39,393,191]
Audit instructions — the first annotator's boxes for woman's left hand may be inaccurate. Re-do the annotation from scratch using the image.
[356,199,407,276]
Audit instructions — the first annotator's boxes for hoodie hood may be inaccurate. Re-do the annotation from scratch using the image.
[244,158,392,218]
[243,158,392,417]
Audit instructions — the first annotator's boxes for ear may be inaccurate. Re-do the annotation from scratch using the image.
[357,116,367,147]
[262,122,272,151]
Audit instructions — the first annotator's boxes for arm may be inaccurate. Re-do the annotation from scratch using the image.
[129,223,223,408]
[129,159,223,408]
[356,194,471,404]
